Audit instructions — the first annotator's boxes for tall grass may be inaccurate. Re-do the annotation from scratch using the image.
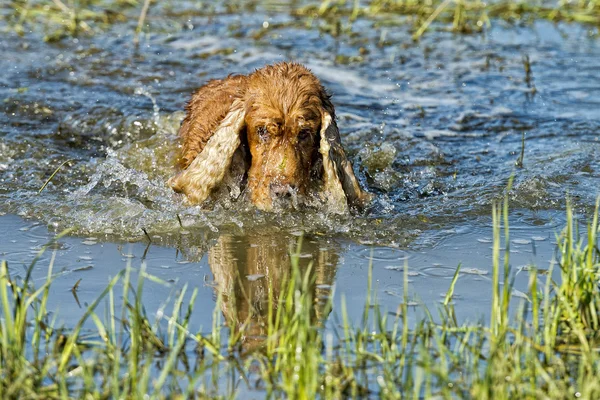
[3,0,600,42]
[302,0,600,39]
[1,196,600,398]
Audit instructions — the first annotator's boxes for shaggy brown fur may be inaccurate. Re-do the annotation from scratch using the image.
[170,62,370,212]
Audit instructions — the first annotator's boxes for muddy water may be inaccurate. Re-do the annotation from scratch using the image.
[1,5,599,335]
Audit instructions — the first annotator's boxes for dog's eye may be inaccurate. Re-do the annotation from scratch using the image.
[257,126,268,142]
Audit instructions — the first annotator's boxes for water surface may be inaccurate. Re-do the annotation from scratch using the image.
[1,3,599,352]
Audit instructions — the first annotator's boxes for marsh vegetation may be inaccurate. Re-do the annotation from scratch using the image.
[2,200,600,398]
[3,0,600,42]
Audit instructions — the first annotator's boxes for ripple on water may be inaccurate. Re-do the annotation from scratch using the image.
[384,266,421,276]
[419,266,461,278]
[355,247,410,262]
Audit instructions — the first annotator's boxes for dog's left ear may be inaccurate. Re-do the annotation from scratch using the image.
[319,111,372,213]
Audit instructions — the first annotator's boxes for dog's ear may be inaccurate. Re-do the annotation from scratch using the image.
[176,76,247,169]
[319,112,371,213]
[169,99,246,204]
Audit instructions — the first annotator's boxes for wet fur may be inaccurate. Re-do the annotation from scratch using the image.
[169,62,370,212]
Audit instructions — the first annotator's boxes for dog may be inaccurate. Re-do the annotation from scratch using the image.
[169,62,370,212]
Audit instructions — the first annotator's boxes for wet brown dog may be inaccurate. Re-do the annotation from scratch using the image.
[169,62,370,212]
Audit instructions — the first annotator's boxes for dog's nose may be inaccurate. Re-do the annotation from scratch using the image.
[270,183,295,198]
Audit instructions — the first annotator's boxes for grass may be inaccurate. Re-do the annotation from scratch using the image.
[2,193,600,398]
[304,0,600,39]
[2,0,137,42]
[2,0,600,42]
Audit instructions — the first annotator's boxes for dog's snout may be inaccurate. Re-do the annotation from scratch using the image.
[270,183,295,198]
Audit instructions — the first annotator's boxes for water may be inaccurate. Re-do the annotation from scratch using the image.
[1,1,599,357]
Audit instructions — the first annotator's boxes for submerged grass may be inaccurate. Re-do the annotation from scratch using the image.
[306,0,600,39]
[2,195,600,398]
[2,0,600,42]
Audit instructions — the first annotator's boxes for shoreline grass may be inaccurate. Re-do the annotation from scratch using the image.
[1,195,600,398]
[2,1,600,42]
[305,0,600,39]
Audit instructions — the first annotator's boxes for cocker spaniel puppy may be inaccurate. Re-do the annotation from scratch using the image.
[169,62,370,212]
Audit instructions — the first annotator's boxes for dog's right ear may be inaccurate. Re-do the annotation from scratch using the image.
[169,75,248,205]
[176,75,248,169]
[169,99,246,204]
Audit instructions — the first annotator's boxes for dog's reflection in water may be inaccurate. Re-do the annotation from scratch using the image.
[207,233,339,352]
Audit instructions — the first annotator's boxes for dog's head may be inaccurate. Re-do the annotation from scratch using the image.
[170,62,370,212]
[243,64,330,208]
